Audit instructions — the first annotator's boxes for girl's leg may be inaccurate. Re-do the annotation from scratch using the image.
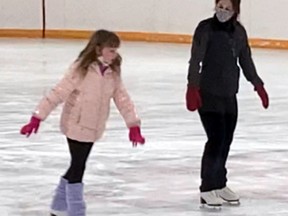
[50,177,68,216]
[50,138,93,216]
[64,138,93,216]
[63,138,93,183]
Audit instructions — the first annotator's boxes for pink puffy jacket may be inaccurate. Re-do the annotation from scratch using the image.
[33,61,141,142]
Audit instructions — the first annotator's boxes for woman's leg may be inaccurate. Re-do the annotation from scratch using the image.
[199,111,226,192]
[217,112,238,189]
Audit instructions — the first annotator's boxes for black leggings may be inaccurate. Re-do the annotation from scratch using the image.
[199,111,237,192]
[63,138,93,183]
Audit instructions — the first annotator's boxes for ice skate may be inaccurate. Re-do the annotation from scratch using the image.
[200,190,223,210]
[67,183,86,216]
[50,211,67,216]
[50,177,68,216]
[216,186,240,205]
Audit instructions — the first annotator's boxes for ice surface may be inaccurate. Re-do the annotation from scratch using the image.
[0,39,287,215]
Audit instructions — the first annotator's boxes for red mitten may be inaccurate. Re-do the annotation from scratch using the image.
[255,85,269,109]
[20,116,41,137]
[186,85,202,111]
[129,126,145,147]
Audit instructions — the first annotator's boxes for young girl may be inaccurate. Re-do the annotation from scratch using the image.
[20,29,145,216]
[186,0,269,207]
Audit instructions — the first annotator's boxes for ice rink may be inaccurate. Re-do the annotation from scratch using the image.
[1,38,288,215]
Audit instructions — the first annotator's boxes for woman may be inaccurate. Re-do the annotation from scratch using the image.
[185,0,269,207]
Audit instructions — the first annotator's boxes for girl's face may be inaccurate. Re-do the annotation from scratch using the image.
[100,47,118,64]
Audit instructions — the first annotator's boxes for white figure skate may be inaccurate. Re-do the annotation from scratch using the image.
[200,190,223,209]
[216,186,240,205]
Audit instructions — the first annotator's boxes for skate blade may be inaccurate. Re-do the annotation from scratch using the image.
[200,203,222,211]
[223,200,241,206]
[50,214,67,216]
[50,210,67,216]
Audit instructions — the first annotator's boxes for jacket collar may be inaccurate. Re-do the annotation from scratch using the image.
[91,61,113,75]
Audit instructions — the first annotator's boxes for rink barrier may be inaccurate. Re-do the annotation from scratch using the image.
[1,29,288,49]
[0,29,43,38]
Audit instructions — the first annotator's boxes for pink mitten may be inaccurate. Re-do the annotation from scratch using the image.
[129,126,145,147]
[20,116,41,137]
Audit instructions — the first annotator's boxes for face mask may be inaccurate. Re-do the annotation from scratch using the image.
[215,7,234,23]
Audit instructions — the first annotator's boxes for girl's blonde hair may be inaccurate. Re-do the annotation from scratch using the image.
[76,29,122,76]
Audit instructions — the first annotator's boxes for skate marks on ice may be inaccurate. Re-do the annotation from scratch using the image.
[84,149,288,216]
[199,199,287,216]
[2,144,288,216]
[1,39,288,215]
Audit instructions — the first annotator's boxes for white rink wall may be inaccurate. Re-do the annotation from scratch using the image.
[0,0,42,29]
[0,0,288,40]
